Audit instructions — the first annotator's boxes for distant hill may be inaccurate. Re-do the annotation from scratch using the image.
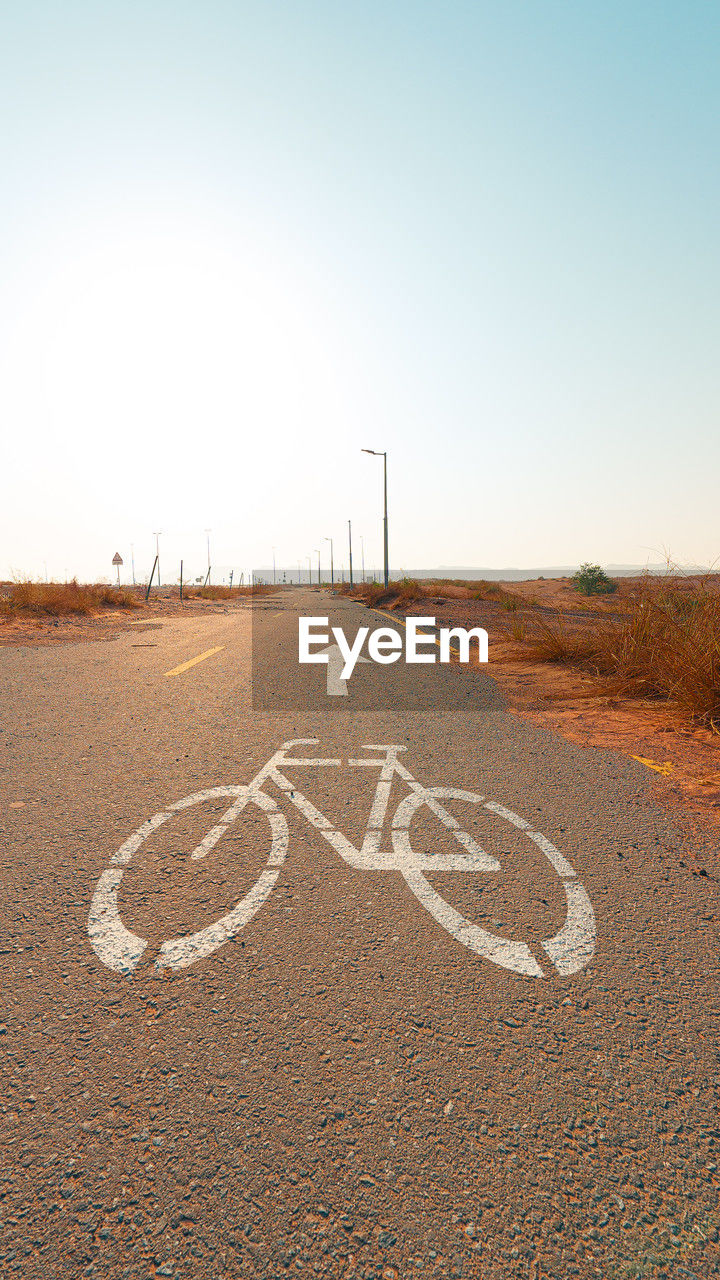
[252,562,714,584]
[394,564,712,582]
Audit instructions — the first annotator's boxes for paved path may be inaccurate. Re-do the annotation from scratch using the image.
[1,589,718,1278]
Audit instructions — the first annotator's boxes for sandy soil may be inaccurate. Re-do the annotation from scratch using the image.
[395,578,720,837]
[490,644,720,839]
[0,591,260,647]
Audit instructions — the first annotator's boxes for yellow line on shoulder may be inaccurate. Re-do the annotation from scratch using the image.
[164,645,225,678]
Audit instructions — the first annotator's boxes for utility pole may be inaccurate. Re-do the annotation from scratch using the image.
[362,449,389,587]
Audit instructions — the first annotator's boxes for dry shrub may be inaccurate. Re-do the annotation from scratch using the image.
[509,615,527,641]
[337,576,522,612]
[336,578,426,609]
[472,580,520,608]
[361,583,392,607]
[97,586,140,608]
[0,579,142,617]
[185,584,272,600]
[527,576,720,728]
[395,578,425,607]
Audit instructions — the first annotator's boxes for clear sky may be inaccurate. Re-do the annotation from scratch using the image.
[1,1,718,583]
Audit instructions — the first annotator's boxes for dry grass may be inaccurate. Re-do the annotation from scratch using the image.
[468,579,521,608]
[336,577,521,610]
[336,578,426,609]
[525,576,720,729]
[337,571,720,727]
[0,579,143,618]
[184,584,273,601]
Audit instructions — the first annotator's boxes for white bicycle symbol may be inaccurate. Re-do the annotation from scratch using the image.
[88,739,595,979]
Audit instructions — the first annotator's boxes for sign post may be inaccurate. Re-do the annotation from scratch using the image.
[112,552,123,586]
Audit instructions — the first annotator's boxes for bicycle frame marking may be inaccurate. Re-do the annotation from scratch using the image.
[88,740,595,979]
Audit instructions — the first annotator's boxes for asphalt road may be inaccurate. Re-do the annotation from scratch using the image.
[1,588,718,1279]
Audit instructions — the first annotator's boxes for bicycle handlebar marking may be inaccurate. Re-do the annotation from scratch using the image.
[88,740,596,980]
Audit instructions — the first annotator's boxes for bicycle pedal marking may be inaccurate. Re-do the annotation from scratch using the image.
[87,741,596,980]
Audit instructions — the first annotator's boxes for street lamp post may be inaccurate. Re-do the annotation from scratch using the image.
[361,449,389,588]
[306,555,312,585]
[153,531,162,587]
[314,549,321,585]
[324,536,334,588]
[348,520,353,587]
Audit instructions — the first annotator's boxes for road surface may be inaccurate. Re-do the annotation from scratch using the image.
[1,588,718,1278]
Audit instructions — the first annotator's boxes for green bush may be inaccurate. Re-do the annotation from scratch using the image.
[572,563,617,596]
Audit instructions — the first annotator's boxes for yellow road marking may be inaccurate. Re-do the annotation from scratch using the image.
[164,646,225,678]
[632,755,674,776]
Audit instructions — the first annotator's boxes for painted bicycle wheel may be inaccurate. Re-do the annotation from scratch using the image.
[391,787,595,977]
[88,786,288,974]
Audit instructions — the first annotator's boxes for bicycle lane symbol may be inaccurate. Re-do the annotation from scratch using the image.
[88,740,596,980]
